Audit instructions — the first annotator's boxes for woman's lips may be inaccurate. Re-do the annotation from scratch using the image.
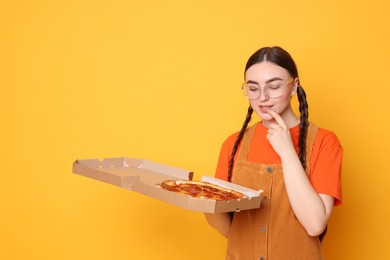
[259,105,273,113]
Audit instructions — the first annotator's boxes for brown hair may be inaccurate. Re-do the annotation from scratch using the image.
[227,46,309,181]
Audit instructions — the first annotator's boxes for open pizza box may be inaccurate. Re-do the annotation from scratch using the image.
[72,157,263,213]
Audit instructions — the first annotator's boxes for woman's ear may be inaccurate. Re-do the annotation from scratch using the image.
[290,77,299,97]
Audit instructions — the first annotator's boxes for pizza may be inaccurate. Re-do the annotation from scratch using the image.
[158,180,245,201]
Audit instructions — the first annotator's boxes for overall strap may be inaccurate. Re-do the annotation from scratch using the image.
[236,123,257,163]
[305,122,319,176]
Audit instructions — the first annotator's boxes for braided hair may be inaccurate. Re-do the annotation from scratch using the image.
[227,106,253,182]
[227,46,309,182]
[297,85,309,169]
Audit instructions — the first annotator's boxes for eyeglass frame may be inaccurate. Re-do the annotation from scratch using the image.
[241,77,295,99]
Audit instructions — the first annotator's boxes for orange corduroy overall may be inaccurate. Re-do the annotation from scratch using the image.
[226,122,323,260]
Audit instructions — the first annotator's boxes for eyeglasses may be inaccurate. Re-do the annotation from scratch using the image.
[241,78,294,99]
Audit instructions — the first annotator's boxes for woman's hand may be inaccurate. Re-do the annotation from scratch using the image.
[204,213,231,237]
[264,108,295,158]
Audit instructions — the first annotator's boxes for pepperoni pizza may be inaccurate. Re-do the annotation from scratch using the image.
[158,180,245,201]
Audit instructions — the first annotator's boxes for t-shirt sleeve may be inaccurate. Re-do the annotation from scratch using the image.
[309,129,343,206]
[215,133,239,181]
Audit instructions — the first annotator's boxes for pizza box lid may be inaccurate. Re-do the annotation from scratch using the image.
[72,157,262,213]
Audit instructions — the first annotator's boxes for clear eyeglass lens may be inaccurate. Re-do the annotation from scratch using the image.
[243,83,284,99]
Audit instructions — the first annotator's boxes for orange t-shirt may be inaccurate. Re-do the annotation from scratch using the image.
[215,122,343,205]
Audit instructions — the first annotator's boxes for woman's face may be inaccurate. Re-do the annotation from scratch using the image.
[244,61,298,123]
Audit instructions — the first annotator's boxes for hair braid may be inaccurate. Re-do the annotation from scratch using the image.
[227,106,253,182]
[297,86,309,170]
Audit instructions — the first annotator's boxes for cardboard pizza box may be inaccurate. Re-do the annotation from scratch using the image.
[72,157,262,213]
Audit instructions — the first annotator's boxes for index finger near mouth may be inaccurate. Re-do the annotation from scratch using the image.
[265,108,287,128]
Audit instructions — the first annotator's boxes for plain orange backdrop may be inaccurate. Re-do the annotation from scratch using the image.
[1,0,389,259]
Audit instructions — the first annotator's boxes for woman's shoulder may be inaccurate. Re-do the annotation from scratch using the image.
[313,124,343,149]
[221,123,260,147]
[221,131,240,151]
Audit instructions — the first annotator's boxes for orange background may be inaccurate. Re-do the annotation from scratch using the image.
[1,0,389,259]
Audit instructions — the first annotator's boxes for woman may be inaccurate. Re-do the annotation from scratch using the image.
[205,46,343,260]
